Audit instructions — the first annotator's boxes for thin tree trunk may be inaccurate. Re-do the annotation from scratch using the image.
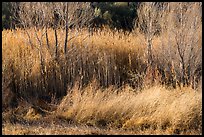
[147,38,153,66]
[54,29,58,58]
[45,26,50,49]
[34,27,46,93]
[64,2,69,55]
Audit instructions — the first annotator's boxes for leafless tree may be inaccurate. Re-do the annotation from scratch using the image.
[11,2,94,55]
[9,2,95,100]
[136,3,165,67]
[158,2,202,88]
[135,2,202,88]
[135,2,165,86]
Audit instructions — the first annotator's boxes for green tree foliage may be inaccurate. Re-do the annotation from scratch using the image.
[91,2,138,31]
[2,2,13,29]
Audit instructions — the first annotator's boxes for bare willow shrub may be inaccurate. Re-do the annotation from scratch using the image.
[135,2,202,89]
[157,2,202,89]
[6,2,95,100]
[135,2,167,88]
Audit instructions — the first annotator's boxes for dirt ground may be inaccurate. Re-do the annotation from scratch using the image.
[2,115,200,135]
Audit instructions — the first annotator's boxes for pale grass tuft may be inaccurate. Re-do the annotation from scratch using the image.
[56,83,202,134]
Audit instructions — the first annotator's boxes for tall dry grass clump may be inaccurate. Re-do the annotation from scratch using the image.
[2,27,147,107]
[2,3,202,106]
[2,23,202,110]
[56,82,202,134]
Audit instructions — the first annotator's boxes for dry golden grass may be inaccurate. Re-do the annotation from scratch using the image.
[2,82,201,135]
[2,28,147,99]
[2,28,202,135]
[55,82,202,135]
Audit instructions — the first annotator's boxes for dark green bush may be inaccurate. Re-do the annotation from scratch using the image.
[2,2,13,29]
